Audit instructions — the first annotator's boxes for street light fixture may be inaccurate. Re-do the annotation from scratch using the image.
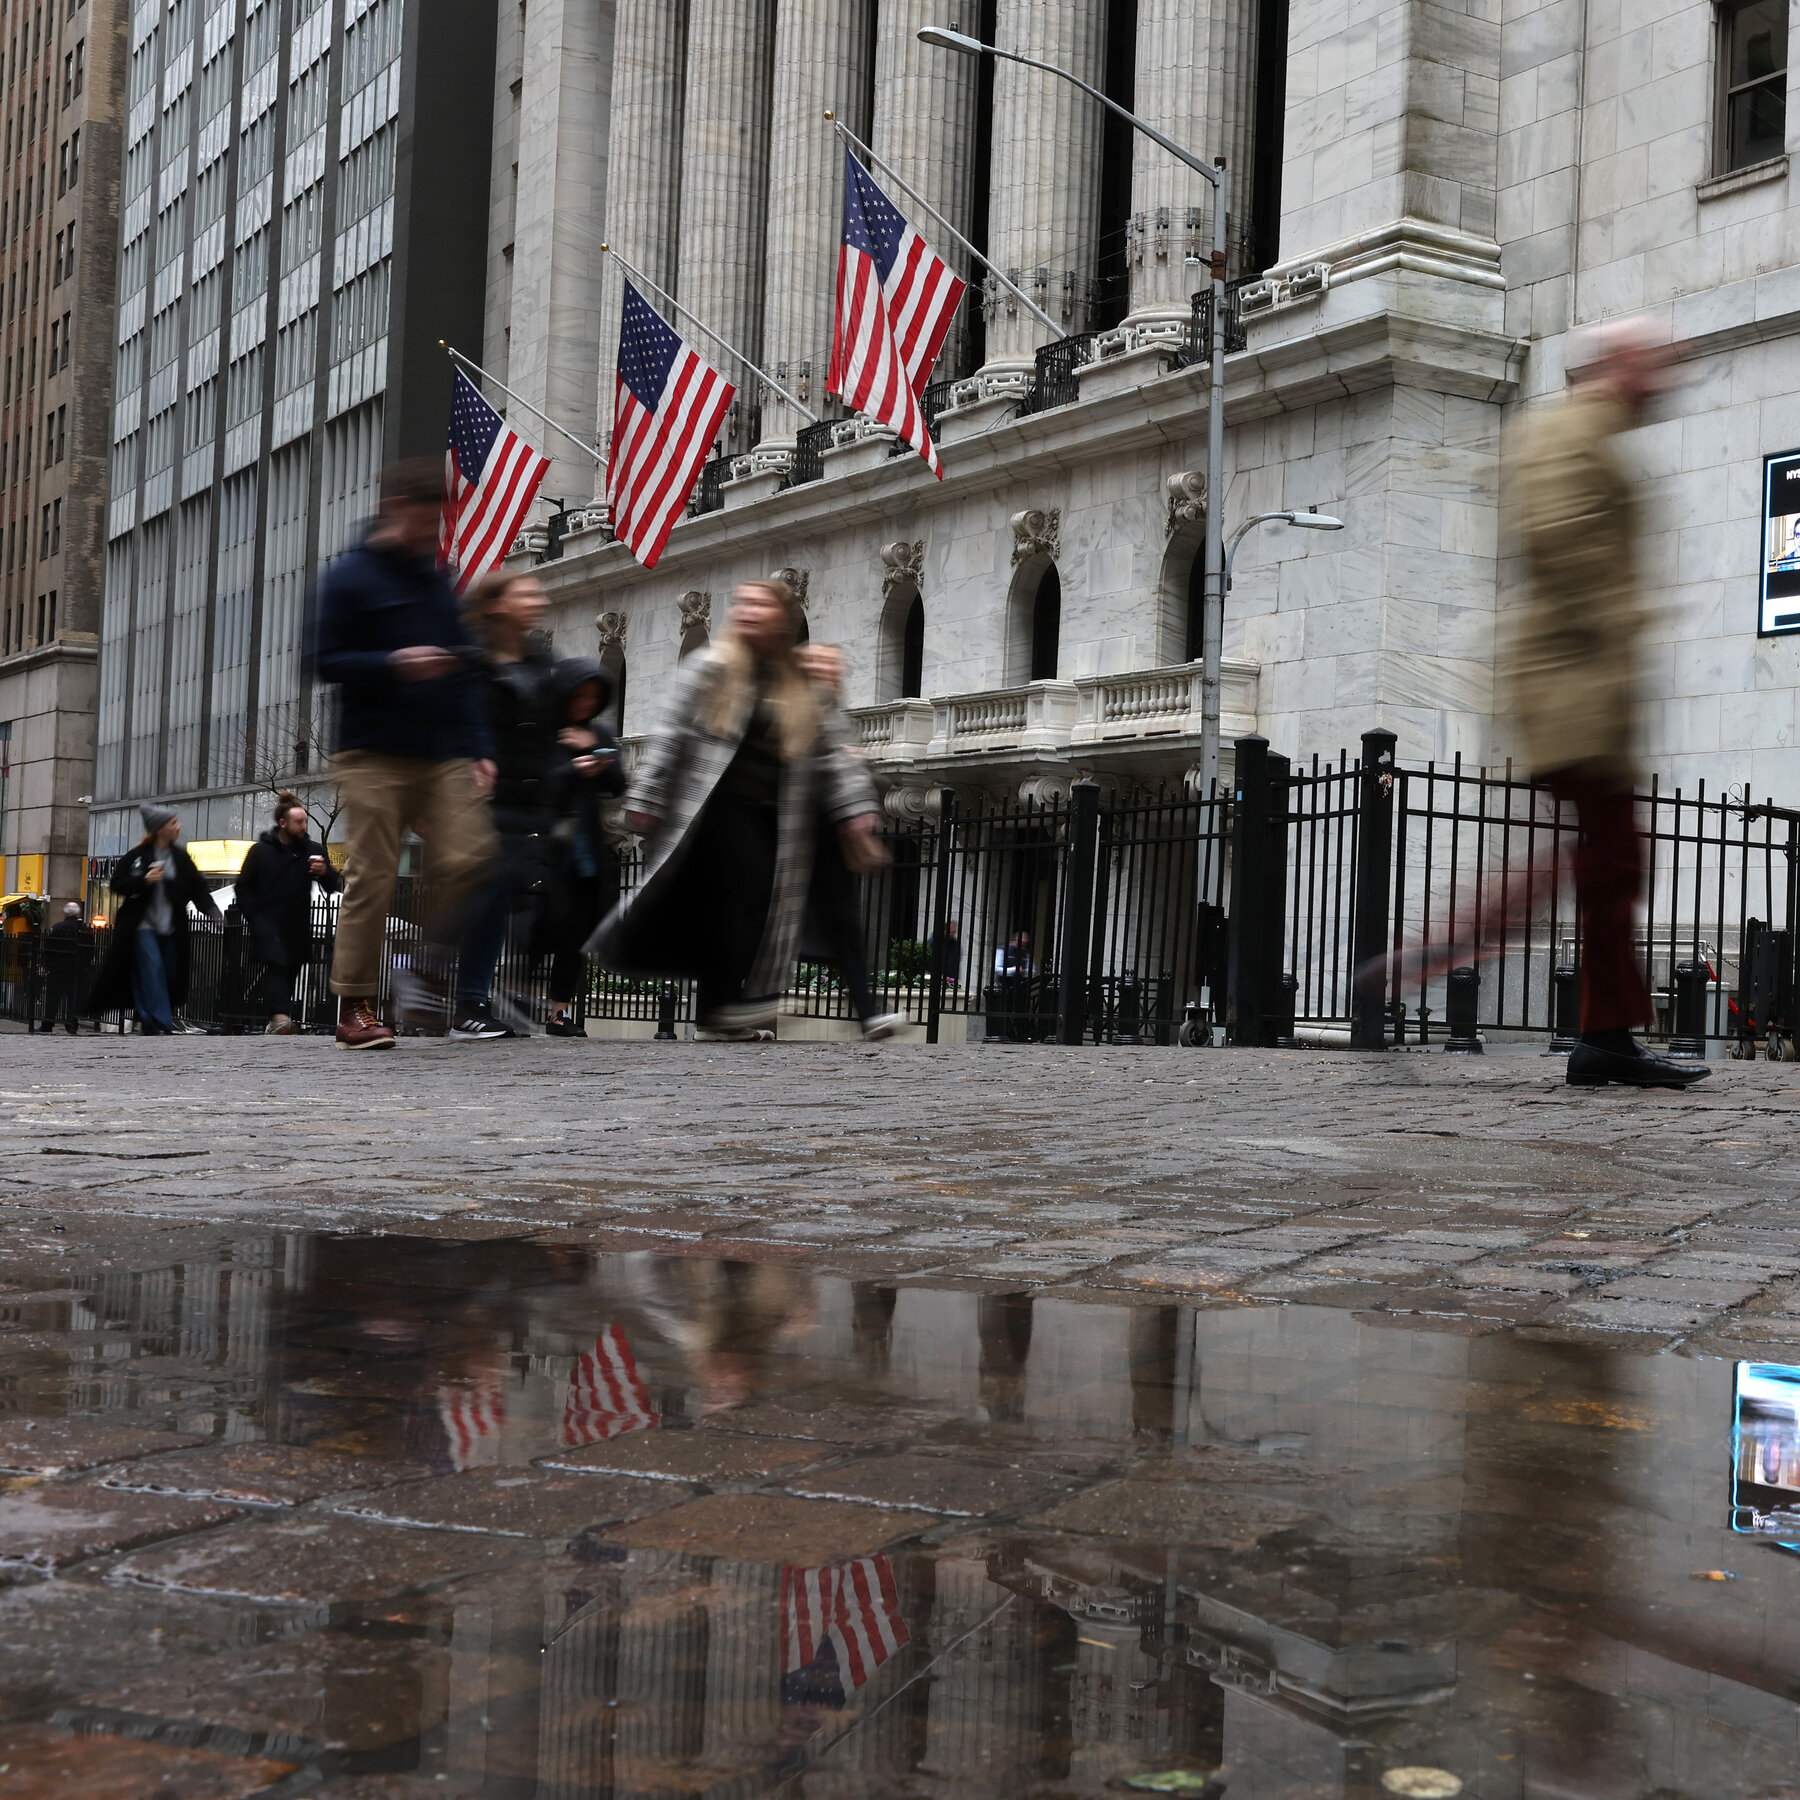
[918,25,1233,794]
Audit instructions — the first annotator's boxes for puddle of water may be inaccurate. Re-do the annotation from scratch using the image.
[0,1233,1795,1798]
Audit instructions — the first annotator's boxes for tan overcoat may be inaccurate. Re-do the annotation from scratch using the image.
[1511,386,1645,781]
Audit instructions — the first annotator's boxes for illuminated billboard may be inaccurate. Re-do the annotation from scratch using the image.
[1731,1361,1800,1534]
[1759,451,1800,635]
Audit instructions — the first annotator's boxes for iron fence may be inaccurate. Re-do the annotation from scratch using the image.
[887,379,956,457]
[784,420,838,489]
[1174,281,1249,367]
[1017,332,1096,416]
[689,456,730,517]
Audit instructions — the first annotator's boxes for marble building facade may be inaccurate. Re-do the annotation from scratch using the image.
[488,0,1800,814]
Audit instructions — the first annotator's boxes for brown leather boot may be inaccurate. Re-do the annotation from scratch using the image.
[335,996,396,1050]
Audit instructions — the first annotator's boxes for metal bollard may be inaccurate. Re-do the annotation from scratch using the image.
[654,983,677,1041]
[1113,975,1144,1045]
[1273,973,1299,1047]
[1670,960,1709,1059]
[1549,963,1578,1055]
[1444,966,1482,1053]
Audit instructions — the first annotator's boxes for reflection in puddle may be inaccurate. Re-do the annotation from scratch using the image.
[0,1233,1796,1797]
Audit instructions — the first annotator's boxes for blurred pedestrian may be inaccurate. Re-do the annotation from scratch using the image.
[933,918,962,987]
[591,579,882,1040]
[995,930,1032,978]
[794,641,901,1041]
[451,570,560,1040]
[88,805,221,1035]
[34,901,86,1035]
[235,793,339,1035]
[312,458,496,1050]
[538,657,626,1037]
[1512,317,1707,1091]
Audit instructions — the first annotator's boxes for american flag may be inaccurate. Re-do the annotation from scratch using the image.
[562,1324,660,1447]
[440,368,552,595]
[437,1383,506,1471]
[781,1555,910,1706]
[607,280,735,570]
[829,152,966,478]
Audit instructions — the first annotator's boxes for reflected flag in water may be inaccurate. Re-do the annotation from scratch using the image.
[781,1555,909,1706]
[438,1383,506,1471]
[563,1324,660,1446]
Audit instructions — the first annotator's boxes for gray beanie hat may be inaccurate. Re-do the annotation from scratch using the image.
[139,802,177,836]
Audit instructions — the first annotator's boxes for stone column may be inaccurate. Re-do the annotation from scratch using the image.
[978,0,1108,378]
[756,0,876,450]
[506,0,615,500]
[1125,0,1261,334]
[595,0,688,453]
[675,0,776,456]
[870,0,979,380]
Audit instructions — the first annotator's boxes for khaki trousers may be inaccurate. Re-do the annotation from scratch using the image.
[329,751,497,996]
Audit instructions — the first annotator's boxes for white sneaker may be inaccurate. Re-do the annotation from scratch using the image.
[860,1012,906,1042]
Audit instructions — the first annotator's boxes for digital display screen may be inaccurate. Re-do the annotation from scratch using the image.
[1759,451,1800,635]
[1731,1362,1800,1533]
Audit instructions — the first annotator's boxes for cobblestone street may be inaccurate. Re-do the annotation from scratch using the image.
[0,1035,1797,1798]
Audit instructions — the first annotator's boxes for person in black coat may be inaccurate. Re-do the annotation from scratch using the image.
[34,902,89,1035]
[452,571,561,1037]
[537,657,627,1035]
[88,804,222,1033]
[234,793,341,1034]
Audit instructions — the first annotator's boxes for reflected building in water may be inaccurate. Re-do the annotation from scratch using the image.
[26,1232,1800,1798]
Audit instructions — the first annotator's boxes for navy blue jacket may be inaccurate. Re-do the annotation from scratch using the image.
[312,536,494,762]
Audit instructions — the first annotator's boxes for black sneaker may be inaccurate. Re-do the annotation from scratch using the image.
[449,1006,511,1042]
[545,1013,583,1037]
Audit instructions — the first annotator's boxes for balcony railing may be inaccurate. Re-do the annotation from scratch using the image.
[689,457,730,517]
[1017,332,1097,417]
[783,419,837,490]
[848,661,1261,762]
[1173,280,1249,368]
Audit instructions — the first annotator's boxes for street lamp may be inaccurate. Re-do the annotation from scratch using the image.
[918,26,1233,793]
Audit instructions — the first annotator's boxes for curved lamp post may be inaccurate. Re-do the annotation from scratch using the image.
[918,25,1234,791]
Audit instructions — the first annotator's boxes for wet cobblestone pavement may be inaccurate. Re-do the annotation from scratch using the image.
[0,1035,1797,1795]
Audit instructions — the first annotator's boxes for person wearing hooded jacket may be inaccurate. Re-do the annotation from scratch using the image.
[88,804,222,1034]
[234,794,341,1033]
[451,570,562,1038]
[537,656,627,1035]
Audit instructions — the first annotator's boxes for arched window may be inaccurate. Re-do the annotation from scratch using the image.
[794,609,810,645]
[901,593,924,698]
[1185,549,1205,664]
[678,624,708,660]
[1029,564,1061,681]
[600,644,626,733]
[878,582,925,702]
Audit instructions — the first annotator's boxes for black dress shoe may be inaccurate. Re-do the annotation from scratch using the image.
[1567,1039,1711,1089]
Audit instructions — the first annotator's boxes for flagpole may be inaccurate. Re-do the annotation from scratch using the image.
[599,244,819,426]
[438,340,604,467]
[824,114,1062,339]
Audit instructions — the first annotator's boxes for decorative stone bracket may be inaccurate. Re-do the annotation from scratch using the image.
[770,566,810,610]
[678,591,711,636]
[1166,470,1207,536]
[881,540,924,599]
[595,610,627,653]
[1010,508,1060,567]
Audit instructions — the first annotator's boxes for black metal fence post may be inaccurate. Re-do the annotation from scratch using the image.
[1351,728,1397,1050]
[1226,737,1290,1046]
[1056,780,1101,1046]
[1671,961,1709,1058]
[925,787,956,1046]
[1549,963,1578,1054]
[654,983,677,1040]
[1444,966,1482,1052]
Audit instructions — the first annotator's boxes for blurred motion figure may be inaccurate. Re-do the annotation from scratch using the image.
[1511,319,1707,1091]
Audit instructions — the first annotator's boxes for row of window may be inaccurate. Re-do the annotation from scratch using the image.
[0,586,55,655]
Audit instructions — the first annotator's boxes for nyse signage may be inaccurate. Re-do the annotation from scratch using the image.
[1761,451,1800,635]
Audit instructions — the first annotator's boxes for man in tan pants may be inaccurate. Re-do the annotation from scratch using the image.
[312,460,496,1048]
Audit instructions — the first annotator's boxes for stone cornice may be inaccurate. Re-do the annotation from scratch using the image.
[535,309,1528,600]
[0,638,99,675]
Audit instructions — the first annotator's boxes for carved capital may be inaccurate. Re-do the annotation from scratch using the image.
[1166,470,1207,536]
[1017,774,1073,807]
[770,566,810,609]
[1010,507,1060,567]
[678,591,711,636]
[595,610,627,653]
[880,539,924,600]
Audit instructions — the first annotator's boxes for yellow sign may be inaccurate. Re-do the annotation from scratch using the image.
[183,839,258,877]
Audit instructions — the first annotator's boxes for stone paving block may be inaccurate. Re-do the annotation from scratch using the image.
[783,1452,1074,1516]
[74,1633,448,1755]
[0,1420,206,1476]
[0,1483,243,1569]
[101,1444,432,1506]
[1593,1275,1762,1307]
[107,1515,530,1606]
[604,1492,937,1561]
[1539,1296,1719,1332]
[330,1469,691,1540]
[537,1429,837,1485]
[700,1394,946,1444]
[1023,1478,1315,1551]
[0,1723,293,1798]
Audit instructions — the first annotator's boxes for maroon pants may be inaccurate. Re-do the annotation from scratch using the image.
[1546,769,1652,1033]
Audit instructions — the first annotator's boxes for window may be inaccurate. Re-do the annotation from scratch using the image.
[53,404,63,461]
[59,49,68,105]
[63,129,74,193]
[38,502,48,557]
[58,310,67,367]
[51,226,60,282]
[63,217,73,277]
[1030,565,1061,681]
[56,137,65,194]
[41,410,50,467]
[48,497,57,552]
[46,319,56,368]
[1719,0,1788,173]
